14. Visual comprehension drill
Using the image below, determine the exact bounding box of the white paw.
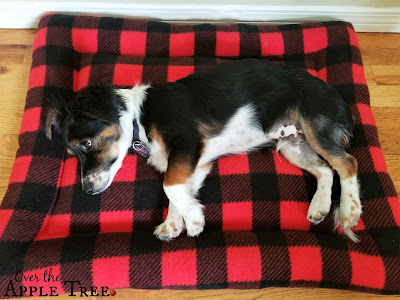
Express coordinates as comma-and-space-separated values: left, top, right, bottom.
335, 192, 362, 242
307, 189, 332, 225
183, 202, 205, 237
153, 215, 184, 241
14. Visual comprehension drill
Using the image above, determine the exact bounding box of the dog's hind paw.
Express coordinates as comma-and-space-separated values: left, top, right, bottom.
334, 193, 362, 243
307, 189, 331, 225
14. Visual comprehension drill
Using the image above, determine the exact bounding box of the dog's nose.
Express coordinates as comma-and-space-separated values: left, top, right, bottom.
83, 184, 94, 194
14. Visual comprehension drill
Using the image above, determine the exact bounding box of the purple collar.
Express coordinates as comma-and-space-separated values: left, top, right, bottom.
133, 141, 150, 158
132, 119, 150, 158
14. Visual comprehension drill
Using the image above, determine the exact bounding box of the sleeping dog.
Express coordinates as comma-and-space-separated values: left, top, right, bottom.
45, 58, 362, 242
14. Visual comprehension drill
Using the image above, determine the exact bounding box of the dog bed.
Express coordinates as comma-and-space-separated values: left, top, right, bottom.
0, 14, 399, 296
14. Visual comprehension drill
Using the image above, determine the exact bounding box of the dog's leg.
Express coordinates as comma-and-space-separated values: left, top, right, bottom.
189, 163, 213, 196
154, 162, 211, 241
163, 184, 204, 238
330, 154, 361, 242
153, 201, 185, 241
277, 135, 334, 224
157, 154, 205, 240
302, 122, 362, 242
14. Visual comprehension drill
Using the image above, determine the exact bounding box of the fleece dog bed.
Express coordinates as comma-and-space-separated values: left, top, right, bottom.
0, 14, 399, 296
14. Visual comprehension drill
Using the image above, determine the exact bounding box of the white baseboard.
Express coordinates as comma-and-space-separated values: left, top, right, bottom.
1, 1, 400, 32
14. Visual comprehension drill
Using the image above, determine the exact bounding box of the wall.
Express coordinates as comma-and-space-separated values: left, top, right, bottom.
1, 0, 400, 32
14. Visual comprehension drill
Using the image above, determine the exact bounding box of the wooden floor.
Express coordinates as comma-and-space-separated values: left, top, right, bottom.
0, 29, 399, 299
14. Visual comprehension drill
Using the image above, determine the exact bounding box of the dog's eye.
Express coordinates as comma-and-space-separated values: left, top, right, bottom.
81, 139, 92, 150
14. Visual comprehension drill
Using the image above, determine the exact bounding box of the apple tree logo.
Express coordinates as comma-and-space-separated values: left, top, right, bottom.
4, 268, 116, 297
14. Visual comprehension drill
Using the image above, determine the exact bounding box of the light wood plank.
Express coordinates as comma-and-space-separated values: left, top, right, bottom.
364, 65, 377, 86
372, 65, 400, 86
358, 33, 400, 65
385, 155, 400, 194
369, 86, 400, 107
0, 29, 36, 45
0, 110, 24, 135
0, 134, 19, 196
372, 107, 400, 155
0, 64, 30, 110
0, 52, 25, 64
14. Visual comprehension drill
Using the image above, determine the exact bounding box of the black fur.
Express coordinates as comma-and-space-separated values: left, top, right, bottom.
140, 58, 353, 162
46, 58, 354, 192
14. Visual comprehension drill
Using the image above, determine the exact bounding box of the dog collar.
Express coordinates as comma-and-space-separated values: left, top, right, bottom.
132, 119, 150, 158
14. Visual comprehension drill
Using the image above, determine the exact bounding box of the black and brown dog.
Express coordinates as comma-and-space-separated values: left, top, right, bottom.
45, 58, 362, 242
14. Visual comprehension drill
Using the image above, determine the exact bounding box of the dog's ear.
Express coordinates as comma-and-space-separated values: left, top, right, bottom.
44, 96, 69, 140
45, 108, 57, 139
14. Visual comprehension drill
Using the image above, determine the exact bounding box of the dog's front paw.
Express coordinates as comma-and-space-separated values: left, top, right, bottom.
154, 218, 184, 241
183, 202, 205, 237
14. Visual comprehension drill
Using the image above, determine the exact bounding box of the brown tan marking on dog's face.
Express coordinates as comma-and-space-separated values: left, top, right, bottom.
91, 124, 121, 160
66, 124, 123, 194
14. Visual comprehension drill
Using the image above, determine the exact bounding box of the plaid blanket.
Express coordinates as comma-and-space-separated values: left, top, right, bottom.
0, 13, 399, 296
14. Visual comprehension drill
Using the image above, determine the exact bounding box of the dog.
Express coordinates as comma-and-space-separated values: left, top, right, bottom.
45, 58, 362, 242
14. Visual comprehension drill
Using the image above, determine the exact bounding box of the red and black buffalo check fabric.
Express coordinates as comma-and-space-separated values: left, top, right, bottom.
0, 13, 399, 297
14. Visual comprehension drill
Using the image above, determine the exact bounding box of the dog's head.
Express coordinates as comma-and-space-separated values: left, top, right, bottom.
45, 85, 131, 194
